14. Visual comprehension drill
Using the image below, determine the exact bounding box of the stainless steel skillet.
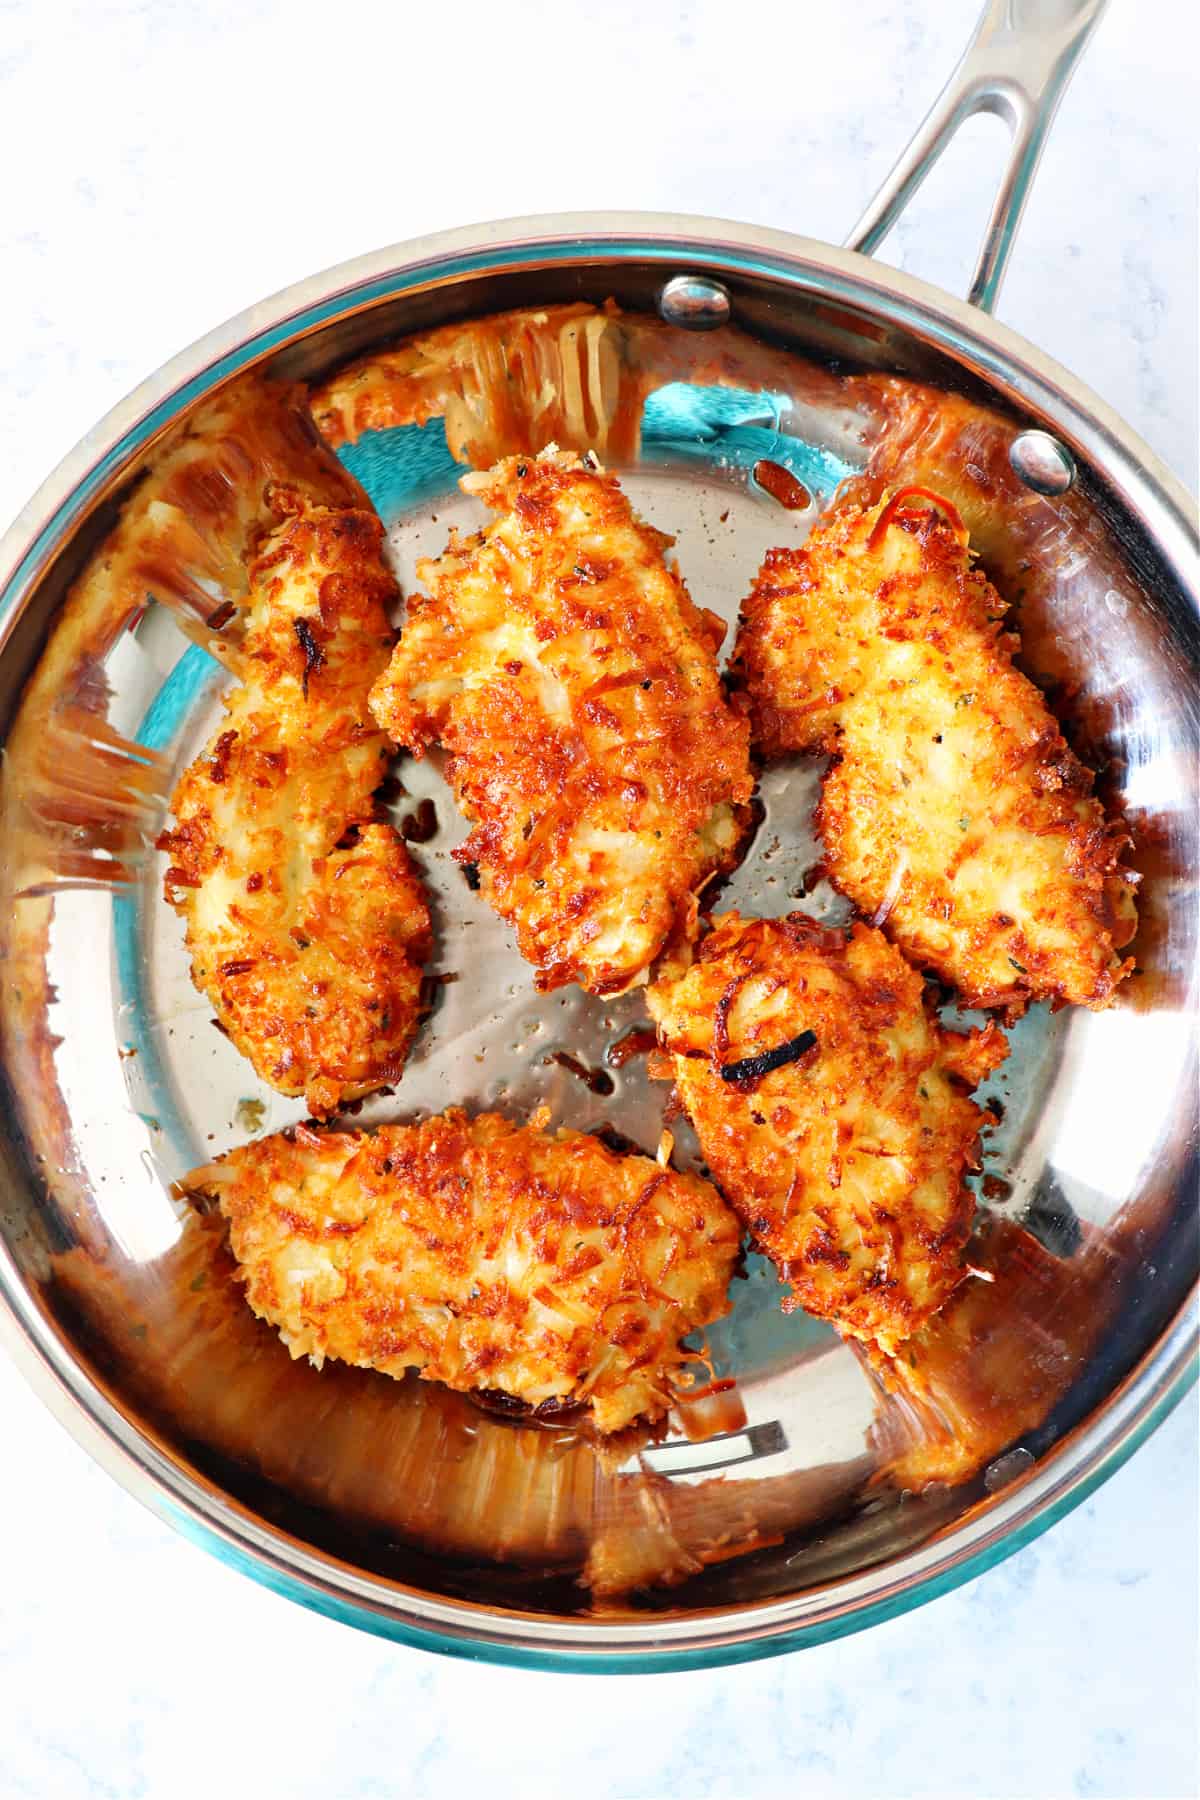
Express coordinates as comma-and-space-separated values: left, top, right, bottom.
0, 0, 1194, 1670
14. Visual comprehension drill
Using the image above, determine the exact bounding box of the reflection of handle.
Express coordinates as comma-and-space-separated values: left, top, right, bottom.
845, 0, 1107, 313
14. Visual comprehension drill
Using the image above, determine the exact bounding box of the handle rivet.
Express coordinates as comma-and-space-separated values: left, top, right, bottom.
984, 1446, 1035, 1492
1009, 430, 1077, 496
658, 275, 731, 330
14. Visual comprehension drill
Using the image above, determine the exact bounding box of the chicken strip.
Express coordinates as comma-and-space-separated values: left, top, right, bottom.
191, 1109, 741, 1434
369, 448, 754, 994
647, 912, 1007, 1353
160, 490, 431, 1118
731, 487, 1137, 1014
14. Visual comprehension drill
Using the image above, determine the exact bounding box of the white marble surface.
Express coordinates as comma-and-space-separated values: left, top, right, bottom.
0, 2, 1196, 1796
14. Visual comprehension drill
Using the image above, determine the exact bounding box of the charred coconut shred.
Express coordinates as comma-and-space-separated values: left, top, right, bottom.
292, 617, 325, 697
719, 1030, 818, 1084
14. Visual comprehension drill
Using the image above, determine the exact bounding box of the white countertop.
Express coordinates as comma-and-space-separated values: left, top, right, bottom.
1, 2, 1196, 1795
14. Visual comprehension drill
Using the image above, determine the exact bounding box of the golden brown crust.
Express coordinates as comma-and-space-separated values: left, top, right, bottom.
369, 448, 754, 994
647, 912, 1007, 1353
731, 490, 1137, 1014
159, 492, 431, 1117
198, 1109, 741, 1434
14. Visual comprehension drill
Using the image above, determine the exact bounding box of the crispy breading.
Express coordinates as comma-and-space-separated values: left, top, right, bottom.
195, 1109, 742, 1434
646, 912, 1007, 1353
159, 491, 431, 1118
731, 488, 1137, 1014
369, 448, 754, 994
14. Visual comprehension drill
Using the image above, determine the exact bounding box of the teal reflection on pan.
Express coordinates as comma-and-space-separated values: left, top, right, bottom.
642, 383, 854, 496
337, 418, 460, 519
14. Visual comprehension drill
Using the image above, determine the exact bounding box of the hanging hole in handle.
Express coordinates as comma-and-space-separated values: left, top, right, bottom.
859, 112, 1014, 301
844, 0, 1108, 313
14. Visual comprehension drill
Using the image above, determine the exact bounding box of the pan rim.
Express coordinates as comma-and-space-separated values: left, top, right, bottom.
1, 210, 1196, 1668
3, 210, 1197, 627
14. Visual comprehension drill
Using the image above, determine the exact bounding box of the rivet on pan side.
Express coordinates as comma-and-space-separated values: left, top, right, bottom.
1009, 430, 1077, 496
983, 1446, 1035, 1493
658, 274, 731, 330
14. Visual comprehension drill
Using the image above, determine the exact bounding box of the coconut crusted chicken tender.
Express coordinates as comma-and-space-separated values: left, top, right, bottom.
369, 449, 754, 994
647, 913, 1007, 1353
160, 491, 431, 1119
197, 1109, 742, 1434
732, 488, 1137, 1014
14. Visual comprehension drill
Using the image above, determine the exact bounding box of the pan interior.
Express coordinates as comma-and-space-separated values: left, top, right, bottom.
2, 266, 1196, 1635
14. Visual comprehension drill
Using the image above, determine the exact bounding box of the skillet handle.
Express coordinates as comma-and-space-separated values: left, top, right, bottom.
844, 0, 1107, 313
